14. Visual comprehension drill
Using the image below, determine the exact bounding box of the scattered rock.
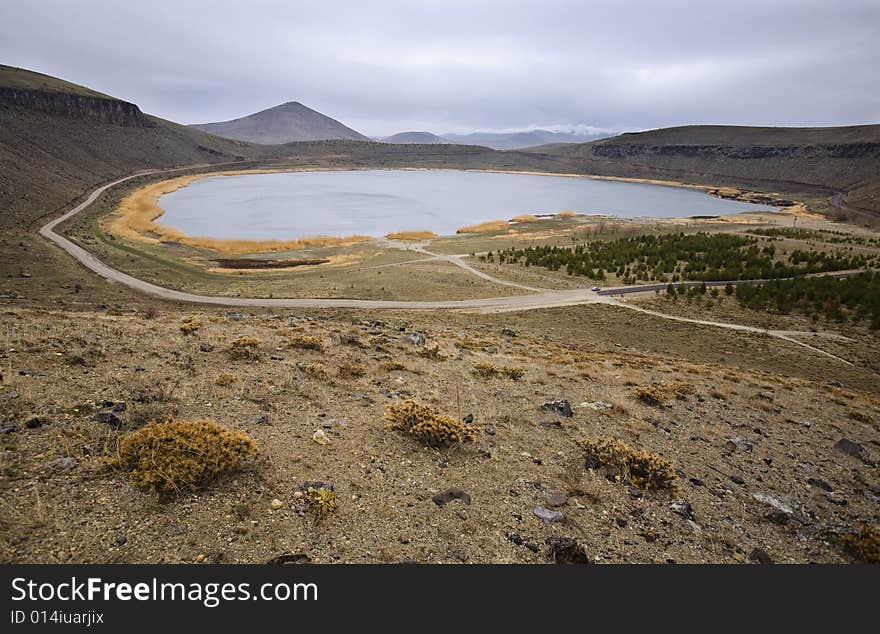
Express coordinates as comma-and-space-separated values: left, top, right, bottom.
248, 412, 270, 425
725, 437, 753, 453
731, 475, 745, 485
115, 534, 127, 546
533, 506, 565, 523
807, 477, 833, 492
270, 499, 284, 511
432, 488, 471, 507
92, 410, 123, 429
749, 548, 773, 564
833, 438, 874, 465
4, 390, 19, 400
45, 456, 77, 472
823, 492, 847, 506
501, 327, 517, 337
447, 548, 468, 562
671, 500, 696, 521
581, 401, 612, 411
545, 537, 589, 564
25, 417, 44, 429
540, 492, 568, 508
616, 517, 628, 528
538, 420, 562, 430
483, 424, 496, 435
312, 429, 331, 445
540, 400, 572, 417
226, 312, 245, 321
765, 510, 789, 526
407, 332, 426, 347
0, 424, 17, 434
507, 532, 524, 546
199, 342, 215, 353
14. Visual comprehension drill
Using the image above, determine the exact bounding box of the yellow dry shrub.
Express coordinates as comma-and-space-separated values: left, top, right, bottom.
180, 318, 201, 335
385, 400, 480, 447
839, 525, 880, 563
306, 486, 338, 519
227, 336, 261, 360
288, 334, 325, 351
416, 344, 447, 361
215, 373, 237, 386
115, 419, 256, 494
337, 363, 366, 379
581, 437, 678, 490
456, 220, 509, 234
510, 214, 538, 223
632, 382, 695, 406
472, 361, 525, 380
557, 210, 578, 218
305, 362, 331, 381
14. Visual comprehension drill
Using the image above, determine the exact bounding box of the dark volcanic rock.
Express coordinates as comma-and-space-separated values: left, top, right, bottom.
540, 400, 573, 417
545, 537, 590, 564
833, 438, 874, 465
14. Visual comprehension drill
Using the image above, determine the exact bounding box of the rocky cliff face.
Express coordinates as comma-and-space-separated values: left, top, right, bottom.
0, 87, 154, 127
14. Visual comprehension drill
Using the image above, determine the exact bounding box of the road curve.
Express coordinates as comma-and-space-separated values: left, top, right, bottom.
38, 165, 854, 364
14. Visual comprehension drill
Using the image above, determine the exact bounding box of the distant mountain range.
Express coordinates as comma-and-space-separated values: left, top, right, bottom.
380, 128, 610, 149
190, 101, 370, 145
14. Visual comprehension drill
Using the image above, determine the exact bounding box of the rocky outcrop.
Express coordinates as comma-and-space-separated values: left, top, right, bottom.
0, 87, 155, 127
591, 142, 880, 162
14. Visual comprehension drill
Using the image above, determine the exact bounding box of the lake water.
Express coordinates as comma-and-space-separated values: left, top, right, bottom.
157, 169, 774, 240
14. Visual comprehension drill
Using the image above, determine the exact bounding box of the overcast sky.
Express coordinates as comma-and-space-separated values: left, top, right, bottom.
1, 0, 878, 136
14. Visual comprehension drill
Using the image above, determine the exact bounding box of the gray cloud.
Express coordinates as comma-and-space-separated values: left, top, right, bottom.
1, 0, 877, 136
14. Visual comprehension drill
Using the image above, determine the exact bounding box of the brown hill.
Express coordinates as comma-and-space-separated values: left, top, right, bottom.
0, 64, 262, 229
190, 101, 370, 144
524, 124, 880, 222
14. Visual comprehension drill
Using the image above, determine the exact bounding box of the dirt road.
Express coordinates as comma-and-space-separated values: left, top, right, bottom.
39, 166, 854, 364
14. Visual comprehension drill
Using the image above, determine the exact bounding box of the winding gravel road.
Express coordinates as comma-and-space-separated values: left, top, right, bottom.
38, 166, 854, 364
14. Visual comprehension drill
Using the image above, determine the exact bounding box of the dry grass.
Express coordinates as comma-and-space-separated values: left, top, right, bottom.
557, 210, 578, 218
385, 230, 438, 240
581, 437, 678, 490
510, 214, 539, 223
305, 485, 338, 519
305, 363, 331, 381
456, 220, 510, 234
384, 400, 481, 447
114, 419, 257, 495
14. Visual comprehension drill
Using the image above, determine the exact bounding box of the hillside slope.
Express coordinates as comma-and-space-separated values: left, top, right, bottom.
525, 124, 880, 221
190, 101, 369, 144
381, 131, 452, 144
445, 129, 608, 150
0, 65, 261, 230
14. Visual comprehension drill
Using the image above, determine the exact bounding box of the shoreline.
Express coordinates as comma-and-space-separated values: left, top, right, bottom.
103, 166, 806, 254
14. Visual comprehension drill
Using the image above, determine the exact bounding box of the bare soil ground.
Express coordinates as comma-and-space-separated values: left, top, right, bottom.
1, 304, 877, 564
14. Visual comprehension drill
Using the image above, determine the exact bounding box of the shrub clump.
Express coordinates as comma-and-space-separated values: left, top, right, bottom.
115, 419, 256, 494
305, 483, 338, 519
472, 361, 524, 380
179, 318, 201, 335
838, 525, 880, 563
581, 437, 678, 490
304, 362, 331, 381
632, 382, 694, 406
215, 372, 237, 386
289, 334, 325, 351
227, 336, 261, 361
337, 363, 366, 379
385, 400, 480, 447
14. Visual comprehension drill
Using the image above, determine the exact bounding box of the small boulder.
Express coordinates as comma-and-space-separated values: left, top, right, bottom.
533, 506, 565, 523
92, 410, 123, 429
45, 456, 77, 472
545, 537, 589, 564
833, 438, 874, 465
540, 400, 573, 418
432, 488, 471, 507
